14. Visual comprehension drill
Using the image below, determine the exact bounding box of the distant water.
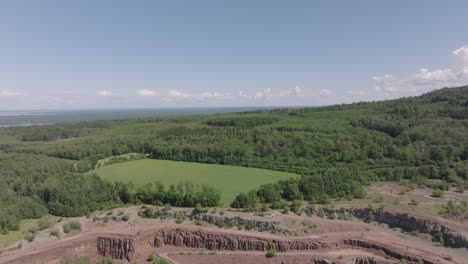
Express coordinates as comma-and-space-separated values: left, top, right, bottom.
0, 107, 276, 127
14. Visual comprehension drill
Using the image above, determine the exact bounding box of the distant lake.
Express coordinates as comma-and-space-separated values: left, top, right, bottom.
0, 107, 278, 127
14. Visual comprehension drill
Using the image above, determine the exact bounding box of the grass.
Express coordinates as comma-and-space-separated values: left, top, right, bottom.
0, 215, 58, 248
0, 219, 36, 247
94, 159, 297, 205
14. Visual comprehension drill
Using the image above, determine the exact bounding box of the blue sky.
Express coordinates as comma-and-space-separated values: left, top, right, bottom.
1, 0, 468, 109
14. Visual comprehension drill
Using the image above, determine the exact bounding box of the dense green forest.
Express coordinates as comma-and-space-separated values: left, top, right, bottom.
1, 86, 468, 233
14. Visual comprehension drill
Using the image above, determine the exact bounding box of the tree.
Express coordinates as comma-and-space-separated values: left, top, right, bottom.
257, 184, 281, 203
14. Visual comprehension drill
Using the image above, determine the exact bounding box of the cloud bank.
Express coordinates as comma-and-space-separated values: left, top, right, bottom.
97, 90, 113, 96
137, 89, 158, 97
373, 45, 468, 97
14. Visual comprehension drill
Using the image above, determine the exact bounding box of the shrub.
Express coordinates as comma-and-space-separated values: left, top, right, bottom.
121, 214, 129, 221
28, 226, 39, 234
194, 203, 206, 214
38, 217, 52, 231
69, 221, 81, 230
290, 200, 301, 214
163, 204, 172, 211
431, 190, 444, 198
373, 195, 384, 203
97, 257, 114, 264
154, 258, 171, 264
24, 232, 36, 242
148, 253, 155, 261
50, 228, 60, 237
60, 257, 92, 264
304, 204, 316, 216
63, 221, 81, 234
265, 249, 276, 258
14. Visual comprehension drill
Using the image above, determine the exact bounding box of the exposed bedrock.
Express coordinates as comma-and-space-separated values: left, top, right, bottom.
345, 209, 468, 249
351, 256, 395, 264
197, 213, 280, 230
308, 256, 394, 264
154, 229, 326, 251
152, 228, 431, 263
96, 235, 135, 261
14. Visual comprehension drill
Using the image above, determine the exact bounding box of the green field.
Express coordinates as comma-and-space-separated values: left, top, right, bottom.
94, 159, 297, 205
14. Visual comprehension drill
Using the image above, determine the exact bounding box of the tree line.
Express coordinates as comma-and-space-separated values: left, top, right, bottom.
0, 85, 467, 233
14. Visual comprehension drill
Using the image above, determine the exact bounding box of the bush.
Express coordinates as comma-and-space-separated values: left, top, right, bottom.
290, 200, 302, 214
431, 190, 444, 198
38, 217, 52, 231
28, 226, 39, 234
194, 203, 205, 214
24, 232, 36, 242
50, 228, 60, 237
148, 253, 155, 261
96, 257, 114, 264
373, 195, 384, 203
121, 214, 129, 221
63, 221, 81, 234
60, 257, 92, 264
265, 249, 276, 258
154, 258, 171, 264
69, 221, 81, 230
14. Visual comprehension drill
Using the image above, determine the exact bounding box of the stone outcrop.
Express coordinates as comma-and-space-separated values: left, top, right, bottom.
197, 213, 280, 230
154, 229, 327, 251
153, 228, 430, 263
351, 257, 395, 264
96, 235, 135, 261
347, 209, 468, 249
307, 256, 394, 264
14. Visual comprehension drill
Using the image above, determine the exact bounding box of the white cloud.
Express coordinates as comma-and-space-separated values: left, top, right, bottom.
290, 86, 302, 96
373, 45, 468, 97
0, 90, 19, 96
319, 89, 331, 96
239, 91, 249, 98
168, 90, 191, 98
137, 89, 158, 97
254, 88, 272, 100
200, 91, 231, 99
373, 74, 399, 93
97, 90, 113, 97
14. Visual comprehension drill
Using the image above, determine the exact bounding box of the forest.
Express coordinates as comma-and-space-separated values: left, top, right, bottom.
0, 86, 467, 233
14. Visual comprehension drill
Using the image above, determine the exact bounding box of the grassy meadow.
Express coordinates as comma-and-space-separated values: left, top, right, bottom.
94, 159, 297, 205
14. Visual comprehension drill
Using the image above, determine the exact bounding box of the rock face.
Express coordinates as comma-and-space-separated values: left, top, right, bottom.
154, 229, 327, 251
349, 209, 468, 249
153, 228, 431, 263
197, 213, 280, 230
343, 240, 429, 264
96, 235, 135, 261
308, 257, 393, 264
351, 257, 395, 264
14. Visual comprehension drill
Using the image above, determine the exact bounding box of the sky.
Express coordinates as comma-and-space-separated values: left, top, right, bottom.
1, 0, 468, 110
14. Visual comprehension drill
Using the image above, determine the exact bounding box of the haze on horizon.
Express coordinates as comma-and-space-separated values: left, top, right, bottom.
1, 0, 468, 110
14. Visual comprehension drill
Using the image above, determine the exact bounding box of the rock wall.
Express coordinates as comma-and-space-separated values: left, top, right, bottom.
154, 229, 326, 251
309, 256, 394, 264
348, 209, 468, 249
153, 228, 431, 263
197, 213, 280, 230
351, 257, 395, 264
96, 235, 135, 261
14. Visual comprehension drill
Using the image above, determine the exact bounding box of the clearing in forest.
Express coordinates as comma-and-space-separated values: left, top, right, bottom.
94, 159, 297, 204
